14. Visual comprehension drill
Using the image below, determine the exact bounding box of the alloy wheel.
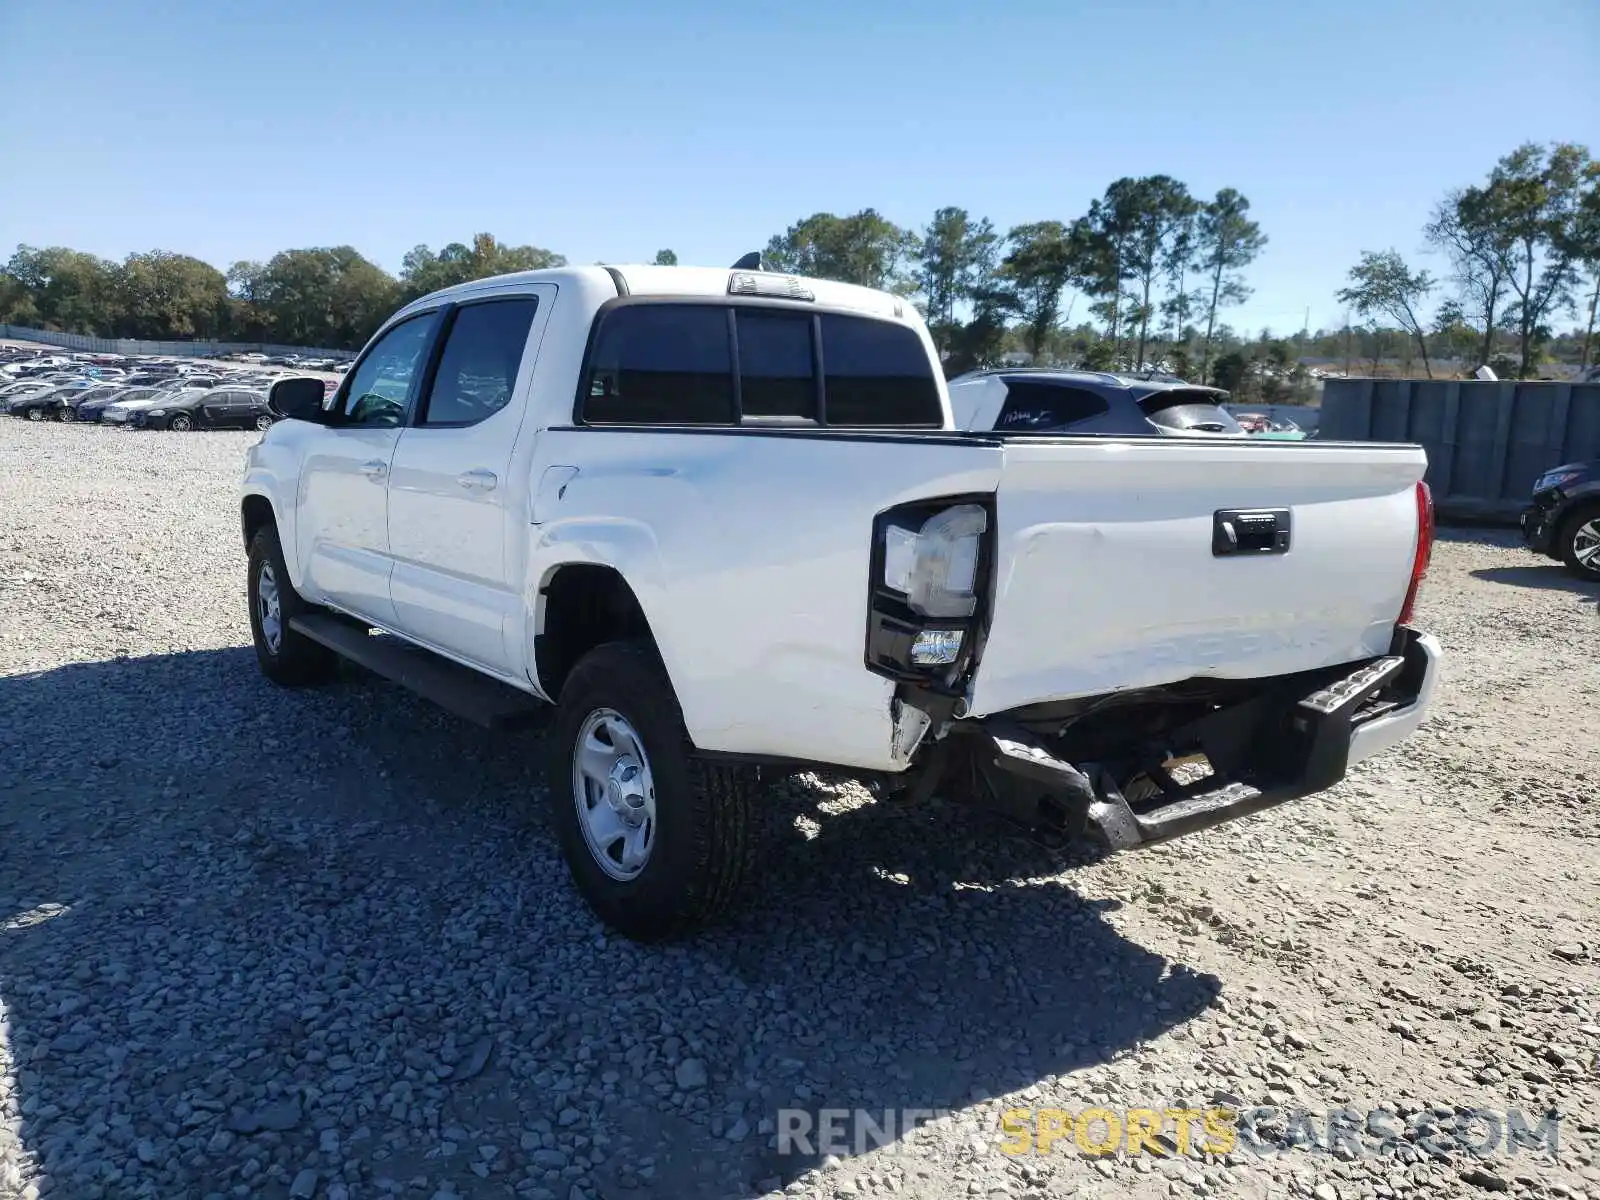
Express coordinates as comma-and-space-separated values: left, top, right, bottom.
257, 562, 283, 655
571, 708, 658, 881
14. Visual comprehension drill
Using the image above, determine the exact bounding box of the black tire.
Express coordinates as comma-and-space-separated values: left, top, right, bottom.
58, 406, 75, 423
254, 414, 273, 431
549, 640, 757, 940
168, 413, 194, 432
25, 407, 43, 422
1556, 502, 1600, 581
247, 526, 338, 686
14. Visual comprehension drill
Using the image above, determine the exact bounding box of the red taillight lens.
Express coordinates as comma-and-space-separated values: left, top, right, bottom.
1397, 480, 1433, 626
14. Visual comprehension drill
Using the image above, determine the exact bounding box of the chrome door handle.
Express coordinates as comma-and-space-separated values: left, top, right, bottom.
359, 460, 388, 480
458, 469, 498, 492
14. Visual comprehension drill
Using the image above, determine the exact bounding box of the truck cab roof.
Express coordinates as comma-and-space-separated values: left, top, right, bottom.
393, 264, 919, 327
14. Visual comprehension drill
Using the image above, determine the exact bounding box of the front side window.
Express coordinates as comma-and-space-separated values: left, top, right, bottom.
420, 298, 539, 426
340, 314, 436, 427
819, 314, 941, 427
583, 305, 733, 425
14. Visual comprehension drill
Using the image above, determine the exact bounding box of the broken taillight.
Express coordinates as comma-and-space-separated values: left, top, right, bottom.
1397, 480, 1434, 626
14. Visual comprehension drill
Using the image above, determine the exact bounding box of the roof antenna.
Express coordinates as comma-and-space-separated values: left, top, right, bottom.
730, 251, 763, 270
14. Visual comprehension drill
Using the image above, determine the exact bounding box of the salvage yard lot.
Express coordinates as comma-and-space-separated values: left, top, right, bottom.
0, 421, 1596, 1200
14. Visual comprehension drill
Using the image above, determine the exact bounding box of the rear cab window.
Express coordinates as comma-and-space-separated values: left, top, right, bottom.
584, 305, 733, 424
579, 303, 941, 428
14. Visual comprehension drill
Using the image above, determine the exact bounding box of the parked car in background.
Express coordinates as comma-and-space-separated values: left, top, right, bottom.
1250, 418, 1309, 442
1224, 403, 1320, 437
7, 381, 96, 420
947, 369, 1248, 437
102, 389, 192, 425
1522, 459, 1600, 580
163, 374, 222, 391
132, 386, 272, 430
0, 380, 53, 406
57, 383, 129, 421
76, 386, 157, 422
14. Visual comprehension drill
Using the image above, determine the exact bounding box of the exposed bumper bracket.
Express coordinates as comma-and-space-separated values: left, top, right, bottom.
981, 645, 1420, 851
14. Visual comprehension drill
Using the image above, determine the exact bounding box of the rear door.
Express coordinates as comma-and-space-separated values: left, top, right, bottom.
965, 438, 1427, 717
386, 288, 553, 672
238, 392, 269, 427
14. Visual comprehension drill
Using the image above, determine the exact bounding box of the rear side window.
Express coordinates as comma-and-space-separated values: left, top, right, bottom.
421, 298, 540, 426
584, 305, 734, 424
819, 314, 941, 427
997, 382, 1110, 431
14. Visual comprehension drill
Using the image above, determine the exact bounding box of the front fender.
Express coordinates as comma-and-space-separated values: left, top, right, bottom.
242, 438, 304, 589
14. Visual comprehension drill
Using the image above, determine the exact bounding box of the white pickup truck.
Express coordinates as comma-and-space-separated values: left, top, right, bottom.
241, 261, 1441, 940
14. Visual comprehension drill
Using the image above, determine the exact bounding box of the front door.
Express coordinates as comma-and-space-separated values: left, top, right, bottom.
296, 312, 439, 626
386, 291, 550, 672
198, 389, 236, 428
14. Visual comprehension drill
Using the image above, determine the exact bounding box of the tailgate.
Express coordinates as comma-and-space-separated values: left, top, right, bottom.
965, 438, 1427, 717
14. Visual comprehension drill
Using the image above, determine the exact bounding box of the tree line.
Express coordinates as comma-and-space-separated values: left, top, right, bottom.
0, 233, 567, 351
5, 143, 1594, 384
0, 179, 1268, 375
760, 182, 1265, 381
1337, 141, 1600, 378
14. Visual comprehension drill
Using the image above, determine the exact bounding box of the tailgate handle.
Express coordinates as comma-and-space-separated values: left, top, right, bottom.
1213, 508, 1291, 556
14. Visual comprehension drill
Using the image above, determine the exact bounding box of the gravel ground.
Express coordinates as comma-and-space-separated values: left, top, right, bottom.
1, 421, 1596, 1200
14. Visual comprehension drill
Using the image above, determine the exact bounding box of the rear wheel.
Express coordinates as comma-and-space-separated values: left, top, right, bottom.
25, 407, 43, 422
549, 641, 758, 940
168, 413, 194, 432
58, 406, 75, 423
1557, 503, 1600, 581
247, 526, 338, 685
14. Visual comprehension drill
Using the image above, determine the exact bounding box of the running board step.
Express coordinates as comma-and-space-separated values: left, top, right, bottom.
289, 614, 546, 731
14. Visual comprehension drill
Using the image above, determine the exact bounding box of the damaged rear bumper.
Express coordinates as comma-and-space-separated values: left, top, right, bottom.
971, 627, 1441, 851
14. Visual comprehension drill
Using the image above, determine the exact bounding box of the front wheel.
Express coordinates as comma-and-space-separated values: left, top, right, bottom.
247, 526, 338, 685
1558, 503, 1600, 580
549, 641, 758, 940
25, 407, 43, 422
168, 413, 194, 432
254, 414, 273, 431
58, 406, 75, 423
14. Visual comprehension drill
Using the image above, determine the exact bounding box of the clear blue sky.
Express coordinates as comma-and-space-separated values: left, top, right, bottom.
2, 0, 1596, 335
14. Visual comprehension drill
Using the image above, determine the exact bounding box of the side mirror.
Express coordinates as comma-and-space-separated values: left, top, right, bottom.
268, 376, 332, 423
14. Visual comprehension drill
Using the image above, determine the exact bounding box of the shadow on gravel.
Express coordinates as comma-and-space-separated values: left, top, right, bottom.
0, 649, 1219, 1199
1471, 564, 1600, 602
1434, 524, 1522, 544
